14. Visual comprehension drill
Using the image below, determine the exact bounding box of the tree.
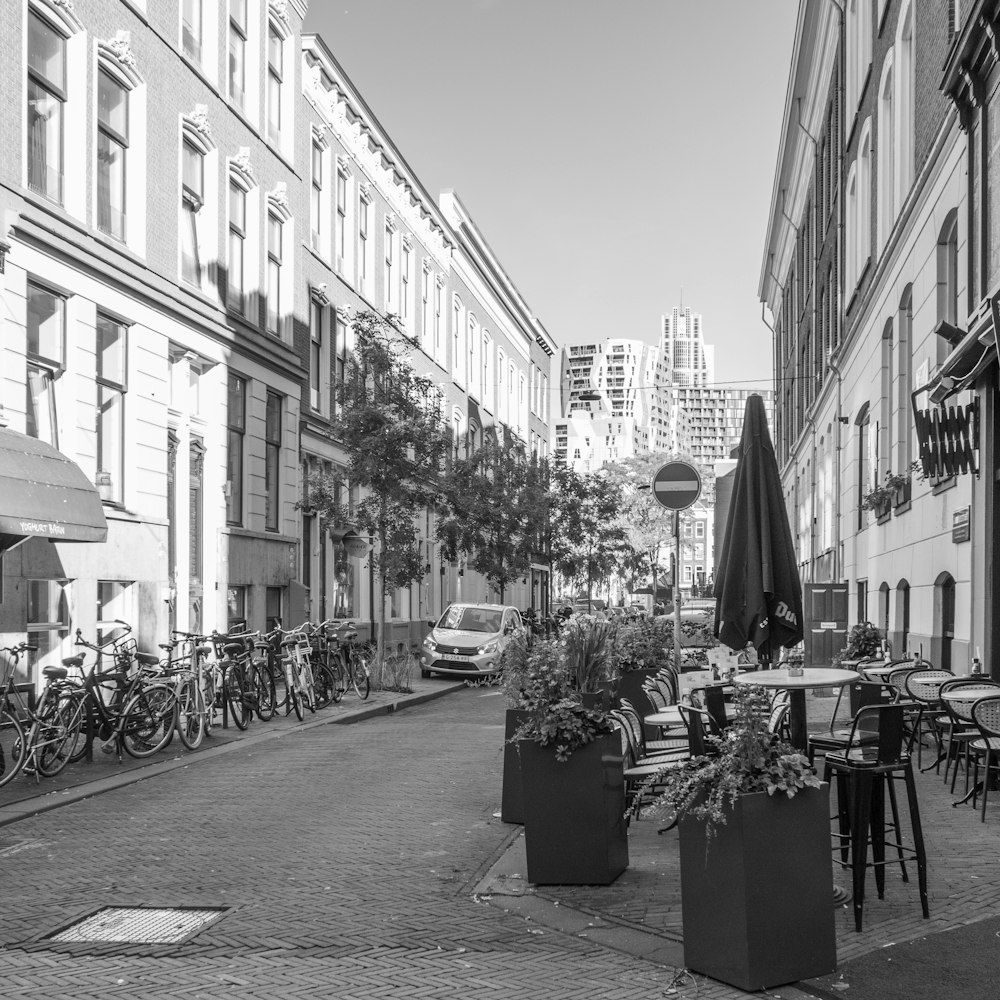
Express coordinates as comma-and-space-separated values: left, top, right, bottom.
437, 436, 547, 604
548, 464, 626, 611
304, 310, 452, 668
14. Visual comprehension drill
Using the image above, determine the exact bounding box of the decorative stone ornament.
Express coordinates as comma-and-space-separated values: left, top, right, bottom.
190, 104, 211, 137
233, 147, 255, 180
270, 182, 289, 211
108, 30, 137, 70
268, 0, 290, 24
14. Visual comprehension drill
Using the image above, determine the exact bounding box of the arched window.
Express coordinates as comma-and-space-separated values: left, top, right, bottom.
895, 579, 910, 656
180, 113, 218, 291
936, 209, 960, 365
880, 318, 894, 478
934, 572, 956, 671
265, 189, 293, 337
897, 285, 914, 471
846, 164, 858, 291
896, 0, 915, 206
877, 54, 895, 251
858, 119, 873, 272
227, 158, 258, 316
856, 402, 872, 528
878, 582, 890, 641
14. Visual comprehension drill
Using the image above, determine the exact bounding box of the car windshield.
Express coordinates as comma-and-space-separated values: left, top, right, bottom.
438, 606, 503, 633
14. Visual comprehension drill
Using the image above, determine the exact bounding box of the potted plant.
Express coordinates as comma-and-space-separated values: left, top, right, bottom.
509, 635, 629, 885
613, 617, 673, 723
635, 685, 835, 991
861, 469, 911, 519
834, 621, 886, 665
559, 613, 619, 708
497, 630, 534, 824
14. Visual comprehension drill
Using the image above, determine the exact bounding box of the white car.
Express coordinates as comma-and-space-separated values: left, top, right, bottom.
419, 603, 524, 679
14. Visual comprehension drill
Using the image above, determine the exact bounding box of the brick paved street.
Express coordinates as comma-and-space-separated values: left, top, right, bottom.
0, 686, 676, 1000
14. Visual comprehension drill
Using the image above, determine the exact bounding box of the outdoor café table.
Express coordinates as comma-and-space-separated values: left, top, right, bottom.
941, 685, 1000, 805
733, 667, 856, 753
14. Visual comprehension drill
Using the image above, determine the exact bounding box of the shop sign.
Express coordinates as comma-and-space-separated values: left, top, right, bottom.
953, 507, 971, 544
913, 398, 979, 479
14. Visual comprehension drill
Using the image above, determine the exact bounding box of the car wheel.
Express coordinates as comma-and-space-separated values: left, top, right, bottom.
421, 667, 431, 678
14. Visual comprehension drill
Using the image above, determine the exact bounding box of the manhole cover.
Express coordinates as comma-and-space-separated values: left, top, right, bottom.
48, 906, 226, 944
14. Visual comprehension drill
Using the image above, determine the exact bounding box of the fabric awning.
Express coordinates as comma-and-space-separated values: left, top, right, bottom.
0, 428, 107, 549
928, 327, 996, 405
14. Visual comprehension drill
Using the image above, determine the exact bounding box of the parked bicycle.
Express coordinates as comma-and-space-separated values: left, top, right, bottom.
327, 620, 370, 700
270, 624, 317, 721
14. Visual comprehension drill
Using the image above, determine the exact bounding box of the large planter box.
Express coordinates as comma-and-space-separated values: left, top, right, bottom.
500, 709, 529, 824
519, 732, 629, 885
679, 784, 836, 991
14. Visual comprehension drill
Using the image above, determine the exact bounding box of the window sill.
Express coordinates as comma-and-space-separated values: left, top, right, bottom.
931, 476, 957, 496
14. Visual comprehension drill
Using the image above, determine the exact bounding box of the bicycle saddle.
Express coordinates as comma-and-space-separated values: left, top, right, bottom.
61, 655, 85, 670
280, 636, 300, 647
136, 652, 160, 667
223, 642, 245, 656
196, 645, 212, 657
44, 666, 69, 680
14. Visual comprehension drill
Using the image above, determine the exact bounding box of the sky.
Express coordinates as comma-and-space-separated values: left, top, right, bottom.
303, 1, 799, 391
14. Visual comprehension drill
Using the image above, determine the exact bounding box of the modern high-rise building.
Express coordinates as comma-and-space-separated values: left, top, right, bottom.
659, 306, 714, 387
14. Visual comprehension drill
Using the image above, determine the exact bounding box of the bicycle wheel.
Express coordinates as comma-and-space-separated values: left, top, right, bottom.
33, 689, 86, 777
0, 707, 27, 787
252, 661, 276, 721
301, 661, 317, 714
328, 652, 346, 702
351, 650, 371, 700
120, 685, 175, 758
285, 659, 304, 721
68, 695, 95, 763
312, 661, 337, 710
224, 662, 252, 731
175, 677, 205, 751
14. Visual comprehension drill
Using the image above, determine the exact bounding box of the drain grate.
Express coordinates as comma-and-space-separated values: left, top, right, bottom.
48, 906, 226, 944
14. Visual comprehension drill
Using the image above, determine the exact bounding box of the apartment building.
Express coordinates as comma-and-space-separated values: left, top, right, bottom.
0, 0, 555, 683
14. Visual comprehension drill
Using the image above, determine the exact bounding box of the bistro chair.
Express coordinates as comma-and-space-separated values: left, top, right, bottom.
809, 680, 892, 763
903, 669, 954, 770
968, 696, 1000, 822
938, 678, 1000, 795
619, 698, 688, 754
823, 702, 929, 932
610, 711, 689, 816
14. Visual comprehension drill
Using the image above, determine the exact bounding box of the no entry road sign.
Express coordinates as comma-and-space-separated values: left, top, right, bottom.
651, 461, 702, 511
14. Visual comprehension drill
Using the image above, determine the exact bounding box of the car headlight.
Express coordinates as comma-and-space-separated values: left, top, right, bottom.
422, 637, 437, 651
478, 640, 499, 655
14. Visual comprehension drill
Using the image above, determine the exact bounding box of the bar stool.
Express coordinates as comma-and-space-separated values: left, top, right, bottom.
823, 702, 929, 932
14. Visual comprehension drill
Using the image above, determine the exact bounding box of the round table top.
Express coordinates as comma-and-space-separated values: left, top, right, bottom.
859, 662, 903, 678
941, 685, 1000, 703
734, 667, 857, 690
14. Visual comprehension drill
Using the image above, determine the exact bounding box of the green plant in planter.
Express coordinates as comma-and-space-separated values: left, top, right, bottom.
836, 620, 885, 662
614, 617, 672, 672
632, 684, 820, 834
499, 632, 614, 762
559, 614, 619, 692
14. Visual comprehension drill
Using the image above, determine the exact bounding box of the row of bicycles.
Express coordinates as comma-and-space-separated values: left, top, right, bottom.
0, 618, 372, 789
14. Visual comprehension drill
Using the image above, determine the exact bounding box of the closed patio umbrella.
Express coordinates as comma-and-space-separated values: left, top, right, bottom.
714, 394, 803, 664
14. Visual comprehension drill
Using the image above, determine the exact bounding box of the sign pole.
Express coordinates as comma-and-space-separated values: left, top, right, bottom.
673, 510, 682, 668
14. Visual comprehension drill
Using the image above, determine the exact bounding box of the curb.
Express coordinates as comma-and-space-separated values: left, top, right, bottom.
0, 680, 467, 829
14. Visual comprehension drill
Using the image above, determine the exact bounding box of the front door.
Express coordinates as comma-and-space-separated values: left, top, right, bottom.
804, 583, 848, 667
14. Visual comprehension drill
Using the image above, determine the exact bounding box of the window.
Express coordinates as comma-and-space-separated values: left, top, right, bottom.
358, 196, 369, 292
266, 212, 283, 334
96, 69, 128, 241
401, 241, 411, 324
483, 332, 492, 411
880, 319, 894, 479
384, 222, 395, 312
694, 521, 705, 539
227, 585, 248, 631
846, 165, 858, 290
26, 282, 65, 447
182, 0, 203, 64
311, 139, 323, 249
265, 586, 282, 632
877, 57, 895, 251
96, 315, 127, 505
421, 267, 431, 350
936, 211, 959, 362
27, 9, 66, 204
897, 2, 915, 207
858, 121, 872, 270
333, 312, 347, 418
434, 279, 443, 360
309, 298, 323, 412
97, 580, 132, 645
181, 139, 204, 286
228, 0, 247, 111
267, 22, 283, 147
226, 373, 245, 524
336, 169, 347, 270
857, 404, 874, 527
27, 579, 70, 670
265, 391, 282, 531
228, 180, 246, 313
452, 297, 462, 380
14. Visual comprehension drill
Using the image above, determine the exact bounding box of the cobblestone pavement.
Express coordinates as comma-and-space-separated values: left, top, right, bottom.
479, 691, 1000, 1000
0, 686, 682, 1000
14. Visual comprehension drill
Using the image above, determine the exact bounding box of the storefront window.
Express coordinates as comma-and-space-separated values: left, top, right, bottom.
96, 580, 132, 644
228, 585, 247, 631
27, 579, 70, 674
333, 548, 355, 618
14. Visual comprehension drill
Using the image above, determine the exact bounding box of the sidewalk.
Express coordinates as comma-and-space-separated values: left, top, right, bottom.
0, 675, 466, 829
475, 691, 1000, 1000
